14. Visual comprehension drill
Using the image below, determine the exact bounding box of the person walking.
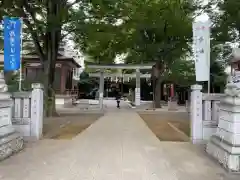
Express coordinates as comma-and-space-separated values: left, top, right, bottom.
115, 88, 121, 108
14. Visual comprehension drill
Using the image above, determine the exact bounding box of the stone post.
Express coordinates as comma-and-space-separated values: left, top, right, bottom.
135, 68, 140, 106
99, 70, 104, 109
0, 71, 23, 161
206, 83, 240, 172
30, 83, 44, 140
190, 84, 203, 144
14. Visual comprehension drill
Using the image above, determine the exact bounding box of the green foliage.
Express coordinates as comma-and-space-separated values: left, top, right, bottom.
79, 71, 90, 84
167, 59, 195, 87
72, 0, 198, 66
208, 0, 239, 62
79, 71, 97, 85
78, 71, 96, 93
0, 0, 83, 116
5, 72, 31, 92
0, 0, 230, 100
4, 72, 19, 92
210, 0, 240, 44
210, 61, 226, 90
203, 0, 240, 90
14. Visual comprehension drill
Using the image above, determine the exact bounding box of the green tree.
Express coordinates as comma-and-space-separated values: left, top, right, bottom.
207, 0, 238, 64
167, 58, 195, 87
0, 0, 81, 116
210, 61, 226, 92
72, 0, 198, 107
78, 71, 96, 95
210, 0, 240, 44
202, 0, 237, 92
4, 71, 32, 92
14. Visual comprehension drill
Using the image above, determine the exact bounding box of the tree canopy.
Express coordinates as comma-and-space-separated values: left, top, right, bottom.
0, 0, 83, 116
0, 0, 232, 109
73, 0, 197, 65
70, 0, 199, 107
204, 0, 240, 91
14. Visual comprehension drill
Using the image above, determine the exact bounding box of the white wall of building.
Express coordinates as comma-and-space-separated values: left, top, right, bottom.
62, 42, 85, 80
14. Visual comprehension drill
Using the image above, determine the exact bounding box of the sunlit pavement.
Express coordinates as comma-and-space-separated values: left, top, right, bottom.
0, 110, 238, 180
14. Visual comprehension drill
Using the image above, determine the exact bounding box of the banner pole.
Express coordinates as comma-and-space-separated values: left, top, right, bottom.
207, 20, 211, 94
19, 18, 23, 91
207, 79, 210, 93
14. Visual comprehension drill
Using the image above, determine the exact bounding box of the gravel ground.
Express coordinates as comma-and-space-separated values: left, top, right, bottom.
139, 111, 190, 141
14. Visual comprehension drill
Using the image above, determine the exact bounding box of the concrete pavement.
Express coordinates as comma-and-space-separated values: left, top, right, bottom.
0, 111, 238, 180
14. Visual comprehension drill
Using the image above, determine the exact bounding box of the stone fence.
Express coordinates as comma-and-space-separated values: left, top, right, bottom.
0, 75, 44, 161
190, 84, 225, 143
11, 83, 44, 140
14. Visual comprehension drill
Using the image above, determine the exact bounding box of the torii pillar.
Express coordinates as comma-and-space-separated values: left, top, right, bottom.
99, 70, 104, 109
135, 68, 141, 106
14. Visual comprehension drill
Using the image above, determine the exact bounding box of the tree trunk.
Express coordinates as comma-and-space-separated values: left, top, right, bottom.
43, 1, 61, 117
43, 32, 57, 117
43, 58, 57, 117
23, 1, 65, 117
151, 62, 164, 108
154, 77, 162, 108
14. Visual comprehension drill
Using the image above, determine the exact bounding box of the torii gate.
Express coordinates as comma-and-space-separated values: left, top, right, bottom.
87, 63, 153, 109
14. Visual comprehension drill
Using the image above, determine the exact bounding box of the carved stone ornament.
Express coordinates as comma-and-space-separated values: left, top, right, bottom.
224, 83, 240, 97
0, 71, 8, 93
224, 70, 240, 97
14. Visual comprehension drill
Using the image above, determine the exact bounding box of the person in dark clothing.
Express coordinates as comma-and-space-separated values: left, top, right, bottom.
114, 88, 121, 108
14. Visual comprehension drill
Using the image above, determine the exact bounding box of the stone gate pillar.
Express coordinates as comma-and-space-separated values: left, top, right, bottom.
190, 84, 203, 144
206, 83, 240, 172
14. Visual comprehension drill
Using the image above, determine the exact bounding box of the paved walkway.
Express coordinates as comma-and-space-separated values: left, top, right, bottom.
0, 111, 238, 180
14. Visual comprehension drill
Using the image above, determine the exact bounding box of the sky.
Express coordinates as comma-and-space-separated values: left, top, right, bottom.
196, 14, 209, 22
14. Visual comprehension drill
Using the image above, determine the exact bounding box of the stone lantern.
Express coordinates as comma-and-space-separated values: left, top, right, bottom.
0, 71, 24, 161
206, 48, 240, 172
230, 48, 240, 70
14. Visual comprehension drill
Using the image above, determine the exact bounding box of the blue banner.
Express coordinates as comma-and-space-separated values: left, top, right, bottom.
3, 17, 22, 71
